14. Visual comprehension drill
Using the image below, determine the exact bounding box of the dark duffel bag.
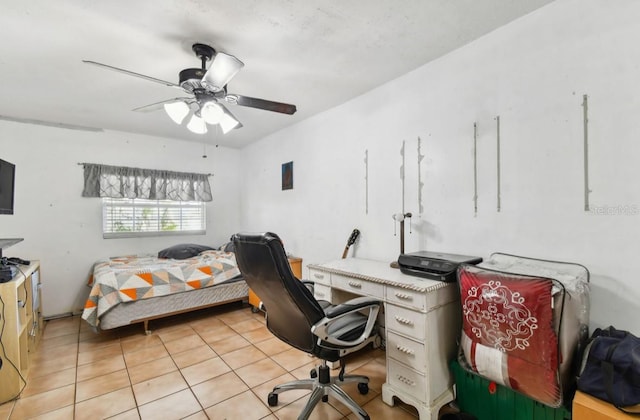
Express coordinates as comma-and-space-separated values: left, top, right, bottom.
577, 326, 640, 415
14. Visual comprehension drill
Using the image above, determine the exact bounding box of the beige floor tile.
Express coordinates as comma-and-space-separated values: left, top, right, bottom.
74, 387, 136, 420
78, 335, 119, 353
132, 371, 188, 405
38, 333, 78, 350
350, 397, 419, 419
77, 342, 123, 365
120, 334, 163, 353
127, 356, 177, 384
156, 324, 196, 343
347, 360, 387, 393
12, 307, 407, 420
163, 333, 206, 355
274, 393, 344, 420
207, 333, 250, 355
271, 347, 316, 371
41, 323, 78, 340
189, 316, 224, 333
106, 408, 141, 419
257, 337, 295, 356
76, 369, 130, 402
220, 345, 267, 370
123, 344, 170, 367
235, 358, 288, 388
197, 324, 240, 343
180, 357, 232, 386
241, 325, 274, 343
170, 345, 217, 369
251, 373, 311, 410
138, 389, 201, 420
31, 342, 78, 364
30, 352, 77, 378
11, 384, 75, 419
229, 318, 265, 333
182, 411, 208, 420
28, 404, 75, 420
0, 401, 14, 420
22, 366, 76, 397
204, 390, 271, 420
191, 371, 249, 408
216, 308, 254, 325
76, 354, 126, 382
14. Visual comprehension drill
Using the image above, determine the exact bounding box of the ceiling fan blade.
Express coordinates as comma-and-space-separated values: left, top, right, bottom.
227, 94, 297, 115
82, 60, 181, 88
132, 98, 192, 113
202, 52, 244, 92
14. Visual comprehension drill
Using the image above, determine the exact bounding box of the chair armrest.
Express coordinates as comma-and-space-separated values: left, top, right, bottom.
301, 280, 314, 293
311, 296, 381, 348
324, 296, 380, 318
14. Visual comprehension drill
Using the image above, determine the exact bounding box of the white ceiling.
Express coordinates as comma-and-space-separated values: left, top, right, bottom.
0, 0, 554, 148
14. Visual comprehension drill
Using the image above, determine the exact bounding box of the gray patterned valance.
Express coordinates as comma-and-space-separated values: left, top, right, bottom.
81, 163, 212, 202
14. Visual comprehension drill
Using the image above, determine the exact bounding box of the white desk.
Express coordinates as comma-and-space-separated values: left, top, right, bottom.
307, 258, 460, 420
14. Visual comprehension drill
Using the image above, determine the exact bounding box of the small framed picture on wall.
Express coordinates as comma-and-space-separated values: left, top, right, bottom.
282, 161, 293, 190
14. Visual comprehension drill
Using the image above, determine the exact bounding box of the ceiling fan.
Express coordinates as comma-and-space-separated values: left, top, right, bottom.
83, 43, 297, 134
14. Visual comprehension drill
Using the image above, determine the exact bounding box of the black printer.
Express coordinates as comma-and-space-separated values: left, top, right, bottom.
398, 251, 482, 282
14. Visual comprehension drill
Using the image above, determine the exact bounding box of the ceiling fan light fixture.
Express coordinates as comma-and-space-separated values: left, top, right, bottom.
202, 52, 244, 92
187, 114, 207, 134
220, 112, 240, 134
163, 101, 190, 124
201, 102, 224, 125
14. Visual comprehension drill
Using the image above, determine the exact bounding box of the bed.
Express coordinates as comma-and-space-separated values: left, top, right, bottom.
81, 249, 247, 334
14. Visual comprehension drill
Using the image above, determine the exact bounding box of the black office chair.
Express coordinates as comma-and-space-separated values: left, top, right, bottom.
232, 232, 381, 420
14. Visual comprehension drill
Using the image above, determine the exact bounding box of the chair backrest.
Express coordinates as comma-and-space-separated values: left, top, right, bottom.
232, 232, 325, 353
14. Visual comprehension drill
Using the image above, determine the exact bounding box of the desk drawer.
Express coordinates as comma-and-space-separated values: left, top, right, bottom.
332, 274, 384, 298
388, 359, 427, 403
386, 304, 426, 341
308, 269, 330, 286
386, 286, 426, 311
313, 283, 332, 302
387, 331, 426, 372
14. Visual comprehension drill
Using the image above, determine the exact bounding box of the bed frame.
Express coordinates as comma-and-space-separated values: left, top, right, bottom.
97, 278, 248, 334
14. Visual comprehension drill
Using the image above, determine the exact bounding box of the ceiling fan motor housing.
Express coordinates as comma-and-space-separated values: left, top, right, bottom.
179, 68, 206, 92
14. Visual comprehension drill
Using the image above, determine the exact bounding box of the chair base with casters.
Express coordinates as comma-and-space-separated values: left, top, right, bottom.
268, 357, 374, 420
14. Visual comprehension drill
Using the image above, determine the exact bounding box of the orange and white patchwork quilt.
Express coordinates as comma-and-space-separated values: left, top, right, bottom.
82, 250, 241, 327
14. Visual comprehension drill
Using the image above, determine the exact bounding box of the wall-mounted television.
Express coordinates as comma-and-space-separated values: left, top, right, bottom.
0, 158, 16, 215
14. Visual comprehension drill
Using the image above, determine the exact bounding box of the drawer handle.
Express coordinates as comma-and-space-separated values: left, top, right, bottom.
397, 375, 416, 386
313, 273, 325, 280
396, 345, 414, 355
394, 316, 414, 326
394, 292, 413, 300
348, 281, 362, 289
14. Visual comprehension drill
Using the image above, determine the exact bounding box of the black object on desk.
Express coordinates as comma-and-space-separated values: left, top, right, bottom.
398, 251, 482, 282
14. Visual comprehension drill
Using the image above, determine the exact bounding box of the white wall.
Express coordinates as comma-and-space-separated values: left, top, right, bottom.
0, 121, 241, 316
240, 0, 640, 334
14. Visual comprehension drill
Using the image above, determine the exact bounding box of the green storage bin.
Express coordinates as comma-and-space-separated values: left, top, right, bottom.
451, 360, 571, 420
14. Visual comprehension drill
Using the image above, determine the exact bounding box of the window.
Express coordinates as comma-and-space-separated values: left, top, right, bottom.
102, 198, 206, 238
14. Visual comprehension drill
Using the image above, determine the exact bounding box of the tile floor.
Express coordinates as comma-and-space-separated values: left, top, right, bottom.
0, 302, 421, 419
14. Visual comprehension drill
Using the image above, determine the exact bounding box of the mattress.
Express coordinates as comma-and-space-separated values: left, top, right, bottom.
82, 250, 242, 328
457, 253, 590, 408
98, 277, 248, 330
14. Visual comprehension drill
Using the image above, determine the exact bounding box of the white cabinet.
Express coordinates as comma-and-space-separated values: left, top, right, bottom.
308, 258, 460, 420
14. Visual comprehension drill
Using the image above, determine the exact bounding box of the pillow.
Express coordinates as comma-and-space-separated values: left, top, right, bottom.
158, 243, 215, 260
